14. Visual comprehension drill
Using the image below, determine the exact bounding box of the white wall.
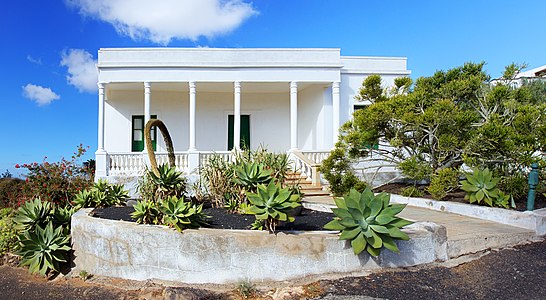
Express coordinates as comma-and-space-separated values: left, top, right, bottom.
105, 89, 301, 153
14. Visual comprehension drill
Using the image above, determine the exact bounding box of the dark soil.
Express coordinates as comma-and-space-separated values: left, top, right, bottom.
375, 182, 546, 211
319, 240, 546, 300
92, 206, 334, 231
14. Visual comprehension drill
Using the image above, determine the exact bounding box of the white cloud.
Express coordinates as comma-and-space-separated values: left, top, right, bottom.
65, 0, 257, 44
26, 55, 42, 65
22, 84, 60, 106
60, 49, 97, 93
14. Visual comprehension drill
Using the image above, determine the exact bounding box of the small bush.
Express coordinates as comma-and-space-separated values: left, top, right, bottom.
499, 174, 527, 202
0, 209, 17, 256
74, 180, 129, 209
321, 148, 367, 196
427, 168, 460, 200
0, 178, 24, 208
16, 145, 93, 207
401, 186, 424, 197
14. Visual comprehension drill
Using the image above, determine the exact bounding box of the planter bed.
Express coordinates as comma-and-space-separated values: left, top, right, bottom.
92, 206, 333, 231
71, 208, 446, 284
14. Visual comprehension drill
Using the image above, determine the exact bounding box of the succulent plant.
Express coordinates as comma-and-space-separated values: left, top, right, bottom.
460, 168, 502, 206
52, 205, 75, 229
233, 162, 273, 191
148, 164, 186, 200
324, 188, 413, 256
73, 189, 94, 209
16, 222, 71, 276
13, 198, 52, 231
246, 181, 301, 233
74, 181, 129, 208
159, 196, 208, 232
131, 200, 161, 225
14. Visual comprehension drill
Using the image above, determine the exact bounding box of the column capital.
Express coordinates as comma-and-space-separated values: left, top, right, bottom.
189, 81, 196, 90
332, 81, 340, 91
98, 82, 107, 90
234, 81, 241, 89
144, 82, 152, 91
290, 81, 298, 89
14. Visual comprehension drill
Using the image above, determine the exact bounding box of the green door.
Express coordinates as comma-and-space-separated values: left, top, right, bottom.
228, 115, 250, 150
132, 115, 157, 152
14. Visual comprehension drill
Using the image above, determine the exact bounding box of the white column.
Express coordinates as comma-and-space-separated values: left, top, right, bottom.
144, 82, 151, 125
188, 81, 197, 151
97, 82, 106, 153
290, 81, 298, 150
332, 81, 340, 145
233, 81, 241, 150
95, 82, 108, 179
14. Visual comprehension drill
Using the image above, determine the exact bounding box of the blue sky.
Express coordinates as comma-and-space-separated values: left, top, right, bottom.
1, 0, 545, 177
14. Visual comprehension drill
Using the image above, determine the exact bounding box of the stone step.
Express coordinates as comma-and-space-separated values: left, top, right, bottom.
302, 189, 330, 196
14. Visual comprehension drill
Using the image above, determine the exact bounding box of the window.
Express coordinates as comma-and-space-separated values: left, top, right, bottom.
132, 115, 157, 152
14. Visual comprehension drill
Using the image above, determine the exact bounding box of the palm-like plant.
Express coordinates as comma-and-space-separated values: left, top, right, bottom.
324, 188, 413, 256
246, 181, 301, 233
16, 222, 71, 276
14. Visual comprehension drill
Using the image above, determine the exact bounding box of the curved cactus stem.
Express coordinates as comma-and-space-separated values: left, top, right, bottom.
144, 119, 176, 176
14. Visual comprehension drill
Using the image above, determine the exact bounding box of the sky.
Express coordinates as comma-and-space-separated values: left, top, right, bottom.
1, 0, 545, 177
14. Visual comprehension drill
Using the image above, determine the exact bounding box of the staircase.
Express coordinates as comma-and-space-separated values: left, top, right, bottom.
285, 171, 330, 198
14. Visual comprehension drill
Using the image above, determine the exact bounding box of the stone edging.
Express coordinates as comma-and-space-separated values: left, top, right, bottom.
389, 194, 546, 235
71, 209, 448, 284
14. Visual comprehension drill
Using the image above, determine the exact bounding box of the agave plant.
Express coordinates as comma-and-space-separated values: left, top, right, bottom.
13, 198, 52, 231
324, 188, 413, 256
52, 205, 76, 230
159, 196, 208, 232
460, 168, 501, 207
16, 222, 71, 276
149, 164, 186, 199
73, 189, 94, 209
131, 200, 161, 225
233, 162, 273, 191
106, 184, 130, 206
246, 181, 301, 233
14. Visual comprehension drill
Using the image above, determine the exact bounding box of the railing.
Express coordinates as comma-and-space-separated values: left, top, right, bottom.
156, 152, 189, 172
300, 150, 330, 164
108, 152, 189, 175
199, 151, 235, 166
109, 153, 145, 176
289, 150, 322, 187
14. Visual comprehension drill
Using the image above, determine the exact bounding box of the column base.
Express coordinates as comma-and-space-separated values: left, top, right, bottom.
95, 150, 108, 179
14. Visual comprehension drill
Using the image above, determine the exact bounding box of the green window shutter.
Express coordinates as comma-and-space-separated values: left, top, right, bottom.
227, 115, 250, 150
132, 115, 157, 152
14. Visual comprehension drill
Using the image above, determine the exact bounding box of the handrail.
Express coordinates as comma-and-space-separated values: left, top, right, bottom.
289, 150, 322, 187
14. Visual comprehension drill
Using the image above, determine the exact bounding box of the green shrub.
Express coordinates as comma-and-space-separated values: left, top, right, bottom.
398, 156, 433, 182
246, 181, 301, 233
0, 210, 17, 256
148, 164, 186, 200
0, 178, 24, 208
200, 154, 237, 207
324, 188, 413, 256
13, 198, 52, 232
427, 168, 460, 200
400, 186, 424, 197
320, 148, 367, 196
460, 168, 506, 207
16, 222, 71, 276
499, 174, 527, 202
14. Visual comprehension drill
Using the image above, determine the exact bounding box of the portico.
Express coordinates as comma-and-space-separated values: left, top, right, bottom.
94, 48, 410, 184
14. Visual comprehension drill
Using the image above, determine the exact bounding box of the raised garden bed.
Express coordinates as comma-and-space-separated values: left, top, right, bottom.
92, 206, 333, 231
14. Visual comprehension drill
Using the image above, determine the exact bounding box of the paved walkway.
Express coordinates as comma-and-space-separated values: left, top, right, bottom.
303, 195, 537, 258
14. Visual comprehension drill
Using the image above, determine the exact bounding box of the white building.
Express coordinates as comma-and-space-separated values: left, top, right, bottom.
94, 48, 410, 187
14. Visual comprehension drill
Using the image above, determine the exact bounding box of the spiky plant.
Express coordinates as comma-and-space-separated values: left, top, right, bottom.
13, 198, 52, 231
324, 188, 413, 256
246, 181, 301, 233
148, 164, 186, 200
233, 162, 273, 191
460, 168, 502, 206
159, 196, 208, 232
16, 222, 71, 276
131, 200, 161, 225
